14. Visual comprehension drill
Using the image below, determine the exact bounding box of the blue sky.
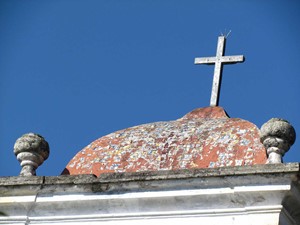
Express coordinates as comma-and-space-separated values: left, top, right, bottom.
0, 0, 299, 176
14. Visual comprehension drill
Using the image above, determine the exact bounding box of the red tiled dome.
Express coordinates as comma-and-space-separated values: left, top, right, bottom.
63, 107, 267, 177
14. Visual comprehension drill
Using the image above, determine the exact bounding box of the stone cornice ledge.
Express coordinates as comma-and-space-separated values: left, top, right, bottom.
1, 163, 300, 225
0, 163, 299, 197
0, 163, 299, 187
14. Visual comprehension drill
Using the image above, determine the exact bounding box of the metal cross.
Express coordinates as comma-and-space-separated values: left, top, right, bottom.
194, 36, 245, 107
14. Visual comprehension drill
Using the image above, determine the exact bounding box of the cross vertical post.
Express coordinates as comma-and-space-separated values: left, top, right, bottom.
194, 36, 245, 107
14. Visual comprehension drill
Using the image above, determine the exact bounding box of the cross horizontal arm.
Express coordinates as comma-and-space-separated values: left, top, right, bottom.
195, 55, 244, 65
194, 57, 216, 65
220, 55, 244, 63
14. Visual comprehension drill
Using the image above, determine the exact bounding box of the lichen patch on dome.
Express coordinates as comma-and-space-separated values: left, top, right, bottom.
63, 107, 267, 177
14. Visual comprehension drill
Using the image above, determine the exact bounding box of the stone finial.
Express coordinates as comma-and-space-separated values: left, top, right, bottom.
260, 118, 296, 164
14, 133, 50, 176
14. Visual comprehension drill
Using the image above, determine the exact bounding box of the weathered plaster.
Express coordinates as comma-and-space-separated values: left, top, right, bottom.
64, 107, 267, 177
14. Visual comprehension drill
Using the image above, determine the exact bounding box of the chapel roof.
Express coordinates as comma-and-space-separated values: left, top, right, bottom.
62, 106, 267, 177
10, 36, 296, 179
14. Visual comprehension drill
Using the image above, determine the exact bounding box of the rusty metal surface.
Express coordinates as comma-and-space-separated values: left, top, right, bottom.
64, 107, 267, 177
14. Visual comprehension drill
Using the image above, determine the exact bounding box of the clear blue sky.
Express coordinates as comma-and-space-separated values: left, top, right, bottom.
0, 0, 299, 176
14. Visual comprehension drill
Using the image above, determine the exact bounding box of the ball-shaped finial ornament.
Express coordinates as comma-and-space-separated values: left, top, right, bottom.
260, 118, 296, 164
14, 133, 50, 176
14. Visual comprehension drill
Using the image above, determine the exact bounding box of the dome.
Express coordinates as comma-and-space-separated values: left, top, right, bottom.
63, 107, 267, 177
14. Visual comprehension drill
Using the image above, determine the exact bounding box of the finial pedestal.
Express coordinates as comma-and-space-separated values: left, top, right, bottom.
14, 133, 50, 176
260, 118, 296, 164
